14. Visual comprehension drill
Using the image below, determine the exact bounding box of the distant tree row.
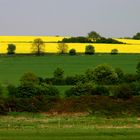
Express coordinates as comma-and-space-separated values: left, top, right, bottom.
59, 31, 124, 44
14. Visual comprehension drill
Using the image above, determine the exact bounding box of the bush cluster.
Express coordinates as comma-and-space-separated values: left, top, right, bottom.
0, 62, 140, 115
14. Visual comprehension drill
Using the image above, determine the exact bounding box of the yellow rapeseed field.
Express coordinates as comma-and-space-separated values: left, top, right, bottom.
0, 36, 140, 53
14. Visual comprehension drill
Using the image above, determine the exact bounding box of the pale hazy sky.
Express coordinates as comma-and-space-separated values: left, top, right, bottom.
0, 0, 140, 37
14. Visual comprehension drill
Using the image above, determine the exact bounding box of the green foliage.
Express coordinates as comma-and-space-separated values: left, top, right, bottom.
53, 67, 64, 79
93, 64, 118, 84
65, 82, 110, 97
69, 49, 76, 55
88, 31, 102, 39
85, 68, 95, 81
65, 76, 77, 85
123, 73, 137, 83
20, 72, 39, 85
95, 38, 124, 44
32, 38, 45, 55
34, 83, 59, 97
136, 62, 140, 80
129, 82, 140, 96
112, 84, 132, 99
60, 37, 92, 43
17, 83, 38, 98
0, 84, 4, 96
60, 36, 124, 44
133, 32, 140, 40
7, 84, 18, 97
57, 43, 68, 54
7, 44, 16, 55
85, 45, 95, 55
65, 82, 95, 97
17, 83, 59, 98
111, 49, 118, 54
115, 68, 124, 83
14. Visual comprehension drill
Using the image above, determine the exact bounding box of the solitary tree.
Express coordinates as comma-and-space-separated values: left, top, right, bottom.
57, 43, 68, 54
88, 31, 102, 40
32, 38, 45, 55
7, 44, 16, 55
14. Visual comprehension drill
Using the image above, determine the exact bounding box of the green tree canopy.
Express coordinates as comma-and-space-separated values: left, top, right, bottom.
87, 31, 102, 39
93, 64, 118, 84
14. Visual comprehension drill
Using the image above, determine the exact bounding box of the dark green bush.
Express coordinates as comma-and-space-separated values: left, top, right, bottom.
17, 83, 59, 98
111, 49, 118, 54
7, 44, 16, 55
123, 73, 137, 83
94, 85, 110, 96
129, 82, 140, 96
65, 82, 95, 97
65, 76, 77, 85
65, 83, 110, 97
93, 64, 118, 85
112, 84, 132, 99
20, 72, 39, 85
115, 68, 124, 83
85, 45, 95, 55
7, 84, 18, 97
69, 49, 76, 55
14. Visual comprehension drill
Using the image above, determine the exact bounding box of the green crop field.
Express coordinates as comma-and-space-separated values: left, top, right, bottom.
0, 54, 140, 84
0, 113, 140, 140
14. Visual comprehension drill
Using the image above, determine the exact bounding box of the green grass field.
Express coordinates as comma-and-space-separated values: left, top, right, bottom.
1, 128, 140, 140
0, 54, 140, 84
0, 113, 140, 140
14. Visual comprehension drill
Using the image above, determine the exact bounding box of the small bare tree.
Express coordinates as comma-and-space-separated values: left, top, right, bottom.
57, 43, 68, 54
32, 38, 45, 55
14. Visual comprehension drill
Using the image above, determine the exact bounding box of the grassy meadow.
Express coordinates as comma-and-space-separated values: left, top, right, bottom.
0, 54, 140, 84
0, 113, 140, 140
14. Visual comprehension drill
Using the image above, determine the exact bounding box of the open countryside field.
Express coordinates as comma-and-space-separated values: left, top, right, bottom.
1, 36, 140, 53
0, 113, 140, 140
0, 54, 140, 84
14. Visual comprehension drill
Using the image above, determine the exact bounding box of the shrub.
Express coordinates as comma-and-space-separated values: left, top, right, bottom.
94, 85, 110, 96
93, 64, 118, 85
7, 84, 18, 97
123, 73, 137, 83
53, 67, 65, 85
65, 82, 110, 97
35, 83, 59, 97
129, 82, 140, 96
85, 68, 95, 82
65, 82, 95, 97
69, 49, 76, 55
112, 84, 132, 99
111, 49, 118, 54
65, 76, 77, 85
7, 44, 16, 55
20, 72, 39, 85
115, 68, 124, 83
17, 83, 59, 98
85, 45, 95, 55
17, 83, 38, 98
